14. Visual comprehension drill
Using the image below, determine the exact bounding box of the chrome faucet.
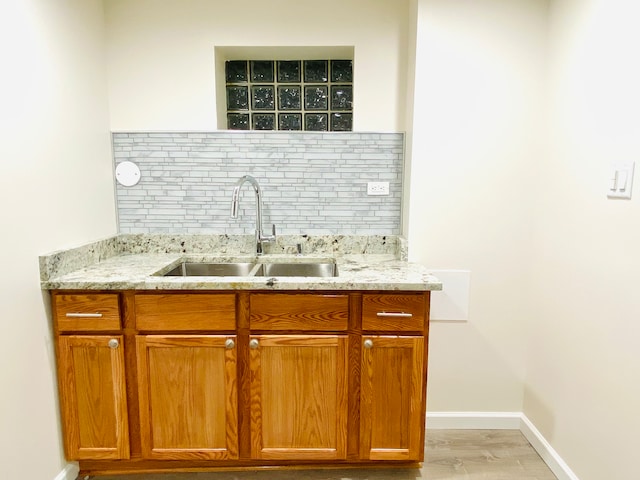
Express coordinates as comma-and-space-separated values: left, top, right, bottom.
230, 175, 276, 254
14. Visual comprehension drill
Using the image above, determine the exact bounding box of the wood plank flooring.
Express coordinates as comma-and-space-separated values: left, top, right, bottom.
87, 430, 557, 480
424, 429, 558, 479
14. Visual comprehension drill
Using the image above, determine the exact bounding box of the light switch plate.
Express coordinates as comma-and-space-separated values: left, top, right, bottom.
607, 161, 634, 199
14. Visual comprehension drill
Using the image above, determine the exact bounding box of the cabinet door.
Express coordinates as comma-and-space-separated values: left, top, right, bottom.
57, 335, 129, 460
249, 335, 348, 460
360, 336, 425, 461
136, 335, 238, 460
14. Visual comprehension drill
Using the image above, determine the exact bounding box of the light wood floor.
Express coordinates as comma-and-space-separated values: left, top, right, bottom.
89, 430, 558, 480
424, 430, 558, 479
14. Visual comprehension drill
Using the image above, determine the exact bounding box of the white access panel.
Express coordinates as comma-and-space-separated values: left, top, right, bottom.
429, 269, 471, 322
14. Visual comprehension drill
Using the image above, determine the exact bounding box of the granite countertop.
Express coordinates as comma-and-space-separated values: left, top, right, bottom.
39, 234, 442, 292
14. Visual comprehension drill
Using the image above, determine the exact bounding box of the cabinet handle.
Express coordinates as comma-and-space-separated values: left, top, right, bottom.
65, 312, 103, 318
225, 338, 235, 349
108, 339, 119, 349
376, 312, 413, 318
364, 339, 373, 349
249, 339, 259, 350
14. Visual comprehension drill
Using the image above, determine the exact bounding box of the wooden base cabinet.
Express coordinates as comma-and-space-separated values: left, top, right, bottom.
360, 336, 425, 461
249, 335, 348, 460
136, 335, 239, 460
51, 290, 430, 475
57, 335, 130, 460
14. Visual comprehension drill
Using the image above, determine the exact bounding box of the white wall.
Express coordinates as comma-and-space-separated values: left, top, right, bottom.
412, 1, 640, 478
409, 0, 548, 412
104, 0, 412, 132
525, 1, 640, 478
0, 1, 116, 479
6, 1, 637, 478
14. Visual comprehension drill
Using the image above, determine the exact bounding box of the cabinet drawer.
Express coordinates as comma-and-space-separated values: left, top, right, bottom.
250, 294, 348, 331
135, 293, 236, 331
362, 294, 426, 331
54, 294, 121, 331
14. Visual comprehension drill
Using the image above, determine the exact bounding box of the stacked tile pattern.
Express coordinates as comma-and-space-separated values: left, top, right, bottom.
113, 131, 403, 235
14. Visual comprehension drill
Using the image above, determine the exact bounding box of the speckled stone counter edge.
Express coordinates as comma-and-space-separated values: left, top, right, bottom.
39, 234, 407, 282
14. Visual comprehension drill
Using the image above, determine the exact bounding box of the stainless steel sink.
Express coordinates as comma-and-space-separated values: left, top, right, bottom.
158, 260, 338, 278
162, 262, 257, 277
256, 262, 337, 277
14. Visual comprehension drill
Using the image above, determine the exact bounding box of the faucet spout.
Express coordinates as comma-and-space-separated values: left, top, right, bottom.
230, 175, 276, 254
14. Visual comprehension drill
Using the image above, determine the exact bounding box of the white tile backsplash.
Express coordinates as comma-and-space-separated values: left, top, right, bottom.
113, 131, 403, 235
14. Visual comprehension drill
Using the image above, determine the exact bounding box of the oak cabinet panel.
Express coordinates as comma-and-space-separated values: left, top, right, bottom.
136, 335, 238, 460
249, 293, 348, 331
57, 335, 129, 460
54, 294, 121, 331
135, 293, 236, 331
249, 335, 349, 460
362, 293, 426, 331
360, 335, 425, 461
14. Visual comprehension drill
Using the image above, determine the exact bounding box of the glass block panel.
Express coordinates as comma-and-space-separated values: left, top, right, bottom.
305, 113, 328, 131
278, 86, 301, 110
330, 113, 352, 131
331, 60, 353, 82
226, 61, 248, 83
253, 113, 275, 130
304, 60, 328, 83
279, 113, 302, 131
304, 86, 328, 110
227, 86, 249, 110
251, 61, 274, 82
331, 85, 353, 111
278, 61, 301, 83
251, 86, 275, 110
227, 113, 250, 130
224, 57, 352, 131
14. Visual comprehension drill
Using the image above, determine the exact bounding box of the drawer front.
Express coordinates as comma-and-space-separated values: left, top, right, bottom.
362, 294, 426, 331
250, 294, 349, 331
135, 293, 236, 331
55, 294, 121, 332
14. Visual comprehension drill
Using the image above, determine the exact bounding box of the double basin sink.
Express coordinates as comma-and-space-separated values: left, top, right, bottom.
157, 259, 338, 278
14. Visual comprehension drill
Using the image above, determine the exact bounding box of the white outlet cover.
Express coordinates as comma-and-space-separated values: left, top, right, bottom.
367, 181, 389, 195
115, 161, 141, 187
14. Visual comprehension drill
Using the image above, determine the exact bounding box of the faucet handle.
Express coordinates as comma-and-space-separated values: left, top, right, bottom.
259, 224, 276, 244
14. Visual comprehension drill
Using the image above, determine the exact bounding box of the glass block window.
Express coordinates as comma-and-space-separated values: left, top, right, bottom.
225, 59, 353, 131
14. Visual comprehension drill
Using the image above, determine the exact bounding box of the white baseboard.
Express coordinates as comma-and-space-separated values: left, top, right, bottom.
427, 411, 522, 429
519, 414, 580, 480
426, 411, 580, 480
54, 462, 78, 480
